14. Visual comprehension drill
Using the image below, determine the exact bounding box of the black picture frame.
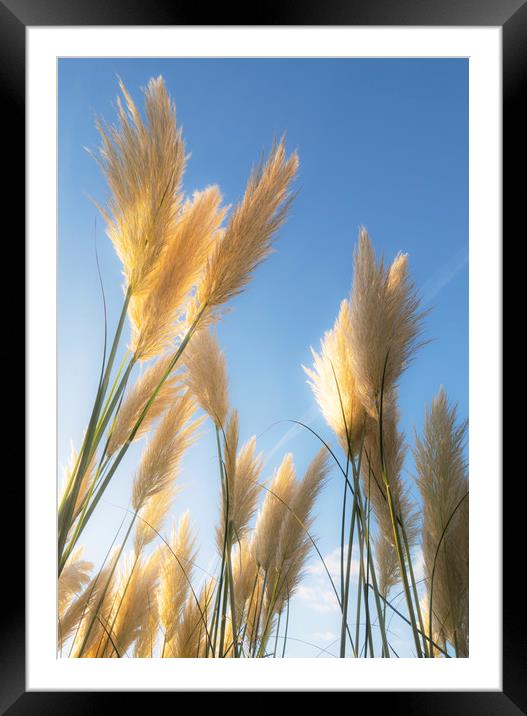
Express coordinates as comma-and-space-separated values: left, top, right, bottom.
6, 0, 517, 710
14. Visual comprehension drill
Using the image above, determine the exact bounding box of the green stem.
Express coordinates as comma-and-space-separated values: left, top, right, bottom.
401, 525, 429, 657
377, 359, 422, 658
61, 307, 205, 572
340, 496, 357, 657
226, 537, 239, 657
281, 595, 290, 658
354, 484, 390, 657
363, 473, 374, 657
253, 571, 269, 657
273, 610, 282, 658
218, 566, 229, 657
58, 288, 131, 566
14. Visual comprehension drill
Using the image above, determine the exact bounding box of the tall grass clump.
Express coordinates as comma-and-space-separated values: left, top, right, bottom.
58, 75, 298, 577
303, 227, 468, 658
59, 75, 468, 658
59, 76, 332, 658
414, 388, 469, 657
59, 326, 330, 658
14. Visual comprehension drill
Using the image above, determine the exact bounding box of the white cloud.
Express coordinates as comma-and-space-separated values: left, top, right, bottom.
296, 584, 340, 613
412, 547, 424, 583
295, 545, 360, 615
264, 404, 320, 465
312, 631, 338, 643
421, 247, 468, 305
306, 545, 360, 583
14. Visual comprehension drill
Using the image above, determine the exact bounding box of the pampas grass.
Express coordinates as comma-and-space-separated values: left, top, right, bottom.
304, 226, 467, 658
58, 76, 297, 575
348, 228, 426, 417
158, 512, 196, 651
414, 388, 469, 657
183, 329, 229, 430
303, 299, 366, 455
59, 75, 315, 660
59, 75, 467, 659
131, 391, 201, 512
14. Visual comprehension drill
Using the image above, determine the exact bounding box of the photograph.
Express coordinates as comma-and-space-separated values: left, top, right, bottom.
57, 57, 469, 660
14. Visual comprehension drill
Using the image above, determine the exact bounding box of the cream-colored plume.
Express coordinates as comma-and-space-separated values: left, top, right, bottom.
158, 512, 196, 647
107, 354, 182, 456
216, 411, 263, 551
271, 449, 330, 615
304, 298, 366, 455
58, 547, 93, 620
94, 76, 186, 298
349, 228, 425, 417
131, 390, 202, 511
252, 453, 297, 572
414, 388, 469, 657
131, 187, 226, 360
195, 140, 298, 319
183, 328, 229, 429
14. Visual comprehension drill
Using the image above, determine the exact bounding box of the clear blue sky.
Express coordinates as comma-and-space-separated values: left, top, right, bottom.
58, 58, 468, 657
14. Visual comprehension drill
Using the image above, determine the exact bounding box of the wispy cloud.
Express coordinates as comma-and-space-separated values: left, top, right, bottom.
264, 403, 320, 465
421, 247, 468, 305
412, 547, 424, 584
312, 630, 338, 643
306, 545, 359, 583
296, 545, 360, 614
296, 584, 340, 613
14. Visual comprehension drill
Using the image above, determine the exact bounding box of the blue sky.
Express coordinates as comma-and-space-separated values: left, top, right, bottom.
58, 58, 468, 657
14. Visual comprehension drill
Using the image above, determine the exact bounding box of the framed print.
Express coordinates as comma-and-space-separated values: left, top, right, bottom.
6, 0, 518, 709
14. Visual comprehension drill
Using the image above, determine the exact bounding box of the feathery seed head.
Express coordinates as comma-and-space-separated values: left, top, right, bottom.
196, 139, 298, 315
134, 484, 176, 553
133, 554, 161, 658
69, 546, 121, 657
95, 76, 186, 297
171, 578, 214, 658
271, 449, 329, 615
304, 298, 366, 455
107, 354, 182, 456
104, 550, 160, 657
158, 511, 197, 644
216, 416, 263, 551
414, 387, 469, 656
349, 227, 426, 417
183, 328, 229, 429
131, 390, 202, 511
252, 453, 297, 571
131, 186, 226, 360
231, 538, 259, 628
362, 394, 418, 592
58, 547, 93, 620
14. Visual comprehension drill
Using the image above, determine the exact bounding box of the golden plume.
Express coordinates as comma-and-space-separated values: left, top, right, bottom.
216, 411, 263, 551
252, 453, 296, 572
304, 298, 366, 455
131, 187, 226, 360
183, 328, 229, 429
194, 140, 298, 320
414, 388, 468, 657
107, 354, 182, 456
349, 228, 425, 417
58, 546, 93, 620
271, 449, 330, 616
94, 76, 186, 298
158, 512, 197, 648
131, 390, 202, 511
